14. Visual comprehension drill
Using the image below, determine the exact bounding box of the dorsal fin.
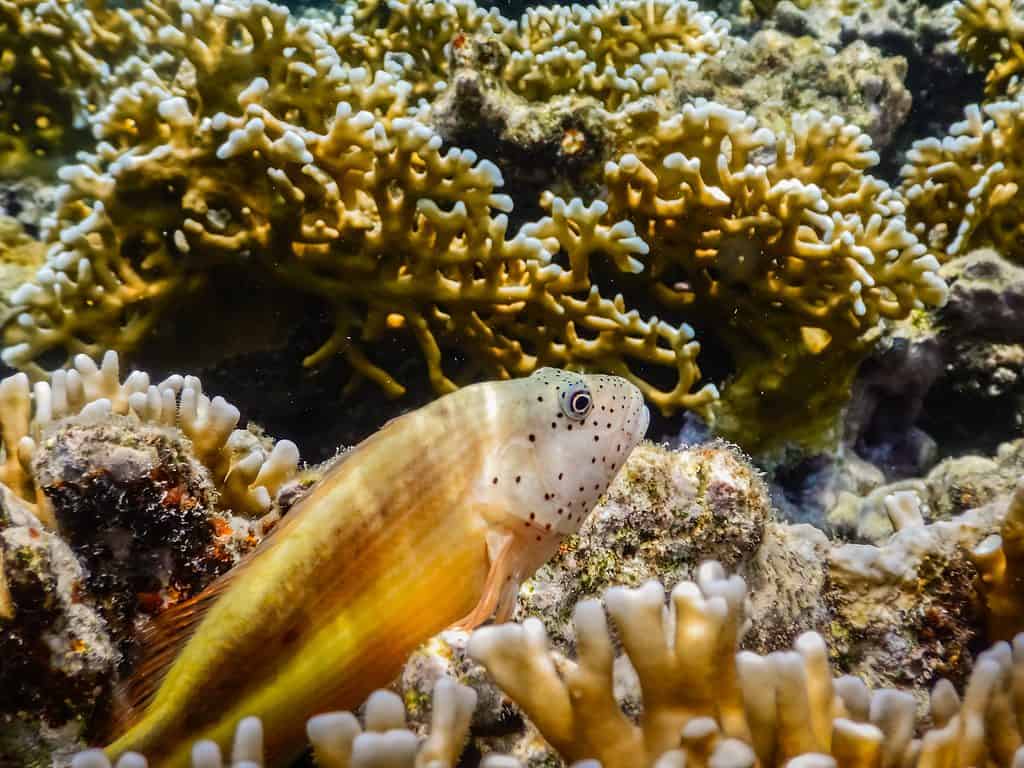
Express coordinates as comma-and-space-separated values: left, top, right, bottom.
105, 565, 243, 740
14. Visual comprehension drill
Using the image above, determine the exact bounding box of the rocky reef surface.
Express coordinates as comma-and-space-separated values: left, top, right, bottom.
396, 441, 1023, 764
0, 351, 1022, 765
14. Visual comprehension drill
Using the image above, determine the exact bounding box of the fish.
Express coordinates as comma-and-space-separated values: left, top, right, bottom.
104, 368, 650, 767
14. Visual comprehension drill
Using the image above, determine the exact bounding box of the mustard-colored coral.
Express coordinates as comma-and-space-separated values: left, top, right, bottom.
954, 0, 1024, 99
972, 477, 1024, 642
0, 0, 145, 173
598, 103, 946, 448
333, 0, 728, 108
1, 0, 719, 414
902, 91, 1024, 264
0, 0, 949, 450
470, 563, 1024, 767
3, 93, 714, 411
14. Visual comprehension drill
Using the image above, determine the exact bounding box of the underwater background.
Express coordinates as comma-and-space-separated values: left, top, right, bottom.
2, 0, 1024, 764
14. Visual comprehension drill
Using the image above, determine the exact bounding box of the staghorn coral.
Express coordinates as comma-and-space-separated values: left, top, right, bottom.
954, 0, 1024, 99
901, 91, 1024, 264
71, 678, 478, 768
470, 563, 1024, 767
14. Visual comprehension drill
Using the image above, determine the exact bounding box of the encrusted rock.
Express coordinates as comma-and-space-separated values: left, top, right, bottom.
33, 416, 260, 649
851, 248, 1024, 474
824, 494, 1003, 710
0, 487, 116, 766
675, 31, 912, 149
940, 248, 1024, 339
829, 437, 1024, 543
742, 520, 831, 652
398, 442, 773, 765
518, 441, 772, 649
429, 33, 607, 218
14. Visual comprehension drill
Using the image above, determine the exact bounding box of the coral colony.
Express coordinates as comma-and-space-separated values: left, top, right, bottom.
2, 0, 1024, 765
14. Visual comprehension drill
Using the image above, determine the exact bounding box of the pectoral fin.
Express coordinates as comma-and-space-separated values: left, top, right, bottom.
450, 530, 518, 631
492, 572, 522, 625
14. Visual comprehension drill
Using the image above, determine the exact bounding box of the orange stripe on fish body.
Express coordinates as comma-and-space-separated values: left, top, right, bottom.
103, 368, 649, 767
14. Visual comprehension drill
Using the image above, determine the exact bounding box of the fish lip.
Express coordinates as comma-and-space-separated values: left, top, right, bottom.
639, 405, 650, 437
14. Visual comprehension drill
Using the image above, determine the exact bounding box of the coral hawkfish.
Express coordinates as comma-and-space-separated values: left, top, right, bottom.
105, 369, 649, 767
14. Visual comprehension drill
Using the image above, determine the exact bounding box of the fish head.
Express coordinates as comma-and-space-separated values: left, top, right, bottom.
476, 367, 649, 544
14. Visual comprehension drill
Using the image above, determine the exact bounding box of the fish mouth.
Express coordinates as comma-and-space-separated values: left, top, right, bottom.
638, 405, 650, 437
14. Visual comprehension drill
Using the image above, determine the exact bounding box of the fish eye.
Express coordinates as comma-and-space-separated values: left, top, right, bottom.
560, 383, 592, 421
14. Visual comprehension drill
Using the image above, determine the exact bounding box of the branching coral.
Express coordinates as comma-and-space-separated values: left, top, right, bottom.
470, 562, 1024, 767
972, 477, 1024, 642
0, 0, 378, 173
332, 0, 728, 109
0, 350, 299, 518
595, 102, 947, 448
902, 91, 1024, 265
0, 0, 948, 450
71, 678, 477, 768
953, 0, 1024, 99
0, 0, 147, 173
0, 18, 717, 413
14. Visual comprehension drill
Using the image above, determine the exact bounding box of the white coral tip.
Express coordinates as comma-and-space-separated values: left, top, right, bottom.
230, 716, 263, 764
190, 741, 222, 768
71, 750, 112, 768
